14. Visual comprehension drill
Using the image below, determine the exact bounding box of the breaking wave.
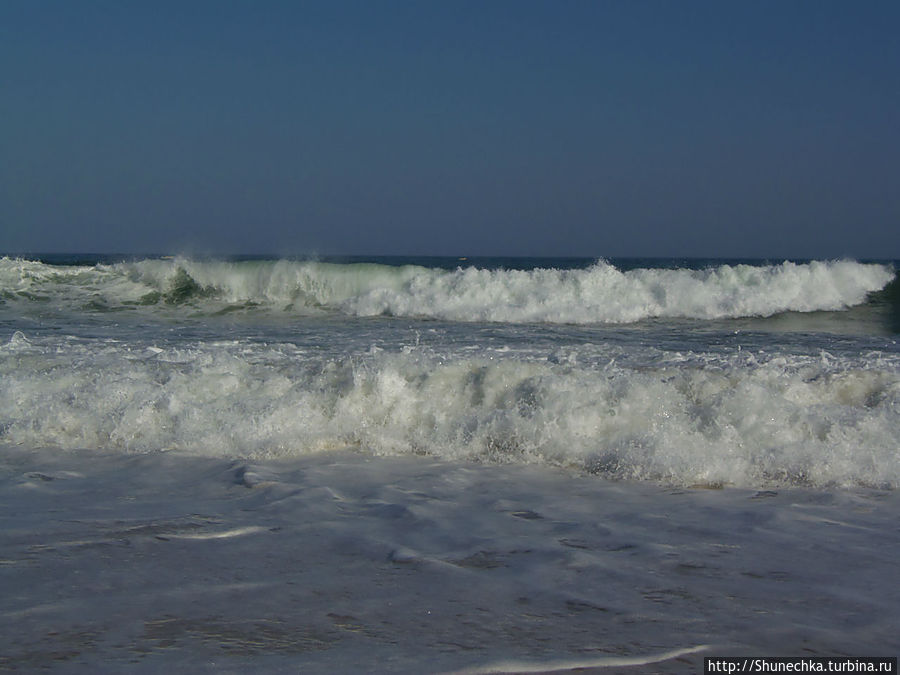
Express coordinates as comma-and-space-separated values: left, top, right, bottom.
0, 257, 894, 324
2, 333, 899, 489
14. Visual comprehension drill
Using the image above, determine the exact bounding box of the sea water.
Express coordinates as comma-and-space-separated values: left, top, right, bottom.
1, 256, 899, 672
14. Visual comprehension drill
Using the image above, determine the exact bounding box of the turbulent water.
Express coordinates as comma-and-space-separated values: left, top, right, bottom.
2, 255, 898, 488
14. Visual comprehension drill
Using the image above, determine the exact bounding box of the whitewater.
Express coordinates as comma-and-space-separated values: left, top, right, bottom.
2, 256, 892, 323
1, 255, 899, 672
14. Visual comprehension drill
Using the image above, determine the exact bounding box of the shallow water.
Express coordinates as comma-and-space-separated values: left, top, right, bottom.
2, 448, 898, 672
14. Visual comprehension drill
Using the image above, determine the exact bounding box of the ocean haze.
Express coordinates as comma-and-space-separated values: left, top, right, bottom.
1, 0, 899, 258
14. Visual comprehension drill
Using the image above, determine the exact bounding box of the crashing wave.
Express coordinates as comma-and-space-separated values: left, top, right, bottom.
0, 257, 894, 324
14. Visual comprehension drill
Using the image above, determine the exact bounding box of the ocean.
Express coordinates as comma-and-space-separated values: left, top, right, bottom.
1, 255, 899, 672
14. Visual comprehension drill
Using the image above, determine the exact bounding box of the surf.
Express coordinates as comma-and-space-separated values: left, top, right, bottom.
1, 256, 894, 326
3, 333, 898, 489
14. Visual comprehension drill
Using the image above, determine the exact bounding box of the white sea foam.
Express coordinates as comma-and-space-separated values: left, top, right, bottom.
3, 335, 898, 488
339, 259, 894, 323
1, 257, 893, 323
442, 644, 711, 674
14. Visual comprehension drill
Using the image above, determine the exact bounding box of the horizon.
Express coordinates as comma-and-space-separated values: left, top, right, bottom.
5, 251, 900, 267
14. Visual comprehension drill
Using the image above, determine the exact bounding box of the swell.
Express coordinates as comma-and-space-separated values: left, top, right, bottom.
0, 256, 894, 325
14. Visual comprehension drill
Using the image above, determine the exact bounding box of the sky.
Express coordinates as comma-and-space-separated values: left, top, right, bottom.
1, 0, 898, 259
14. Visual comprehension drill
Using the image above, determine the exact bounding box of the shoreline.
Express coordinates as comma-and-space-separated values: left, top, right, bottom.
2, 447, 897, 672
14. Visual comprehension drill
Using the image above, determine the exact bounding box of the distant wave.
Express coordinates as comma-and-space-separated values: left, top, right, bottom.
0, 257, 894, 324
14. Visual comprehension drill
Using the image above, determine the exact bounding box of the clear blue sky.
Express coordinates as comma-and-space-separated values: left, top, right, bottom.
2, 0, 898, 258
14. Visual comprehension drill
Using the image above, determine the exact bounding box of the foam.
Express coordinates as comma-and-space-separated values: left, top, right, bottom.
3, 335, 898, 488
442, 644, 711, 674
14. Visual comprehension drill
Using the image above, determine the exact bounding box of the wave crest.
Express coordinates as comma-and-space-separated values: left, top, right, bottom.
1, 257, 894, 324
